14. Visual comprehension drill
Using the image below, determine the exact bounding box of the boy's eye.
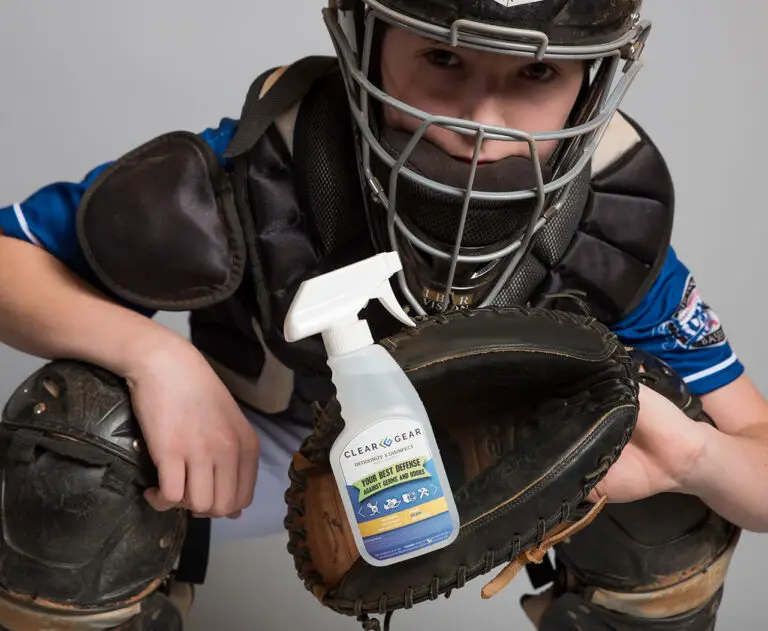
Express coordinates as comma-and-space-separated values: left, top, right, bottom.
520, 63, 557, 81
423, 49, 462, 68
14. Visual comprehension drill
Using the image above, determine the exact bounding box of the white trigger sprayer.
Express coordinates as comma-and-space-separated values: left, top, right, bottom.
284, 252, 460, 566
284, 252, 414, 355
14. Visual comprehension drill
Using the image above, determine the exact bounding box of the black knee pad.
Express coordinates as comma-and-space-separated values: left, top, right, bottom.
0, 360, 187, 626
535, 593, 613, 631
110, 590, 186, 631
538, 589, 723, 631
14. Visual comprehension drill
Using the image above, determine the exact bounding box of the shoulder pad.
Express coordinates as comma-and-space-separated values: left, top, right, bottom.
76, 131, 246, 311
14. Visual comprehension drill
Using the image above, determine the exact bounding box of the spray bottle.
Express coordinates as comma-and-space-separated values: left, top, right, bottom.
283, 252, 460, 566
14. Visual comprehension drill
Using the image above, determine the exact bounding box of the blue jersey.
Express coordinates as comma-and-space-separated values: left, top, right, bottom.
0, 118, 744, 397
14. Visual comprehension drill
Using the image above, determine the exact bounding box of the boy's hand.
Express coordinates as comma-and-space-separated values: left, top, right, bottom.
124, 338, 260, 518
586, 384, 707, 504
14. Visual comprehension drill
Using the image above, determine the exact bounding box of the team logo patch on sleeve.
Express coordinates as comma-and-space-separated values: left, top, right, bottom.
656, 275, 726, 351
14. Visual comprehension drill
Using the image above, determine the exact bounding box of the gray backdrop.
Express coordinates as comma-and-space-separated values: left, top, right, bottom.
0, 1, 765, 629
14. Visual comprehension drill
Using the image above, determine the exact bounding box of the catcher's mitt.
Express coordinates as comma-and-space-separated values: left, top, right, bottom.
284, 306, 639, 630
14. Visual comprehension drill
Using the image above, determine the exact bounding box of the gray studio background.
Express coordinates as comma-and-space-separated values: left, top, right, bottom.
0, 1, 765, 629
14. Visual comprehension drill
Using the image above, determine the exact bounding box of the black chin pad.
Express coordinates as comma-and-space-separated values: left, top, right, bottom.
76, 132, 246, 311
381, 127, 554, 191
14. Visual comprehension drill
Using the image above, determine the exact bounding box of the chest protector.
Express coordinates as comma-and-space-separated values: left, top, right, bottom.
187, 58, 676, 425
74, 56, 737, 628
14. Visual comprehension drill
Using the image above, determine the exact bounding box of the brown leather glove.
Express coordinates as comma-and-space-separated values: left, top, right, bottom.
284, 306, 640, 631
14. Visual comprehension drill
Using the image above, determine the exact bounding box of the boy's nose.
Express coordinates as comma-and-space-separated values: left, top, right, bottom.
465, 95, 510, 131
453, 100, 529, 161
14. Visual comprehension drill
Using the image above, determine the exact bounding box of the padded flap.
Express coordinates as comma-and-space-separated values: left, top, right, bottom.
76, 131, 246, 311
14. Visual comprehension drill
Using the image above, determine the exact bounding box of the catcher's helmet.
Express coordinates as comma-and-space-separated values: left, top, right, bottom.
323, 0, 650, 314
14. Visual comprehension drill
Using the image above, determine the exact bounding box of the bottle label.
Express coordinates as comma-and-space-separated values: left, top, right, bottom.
339, 418, 455, 562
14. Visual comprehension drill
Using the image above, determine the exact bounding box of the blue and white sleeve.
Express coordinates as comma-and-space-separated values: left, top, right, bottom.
0, 118, 239, 310
0, 162, 113, 276
610, 247, 744, 396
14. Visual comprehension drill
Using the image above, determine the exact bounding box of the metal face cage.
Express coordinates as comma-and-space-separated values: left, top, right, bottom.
324, 1, 651, 314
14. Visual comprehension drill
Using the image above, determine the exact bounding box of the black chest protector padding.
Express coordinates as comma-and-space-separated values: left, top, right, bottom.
278, 67, 649, 349
229, 69, 394, 383
76, 131, 246, 311
291, 71, 402, 340
194, 61, 675, 417
535, 116, 675, 324
281, 73, 676, 340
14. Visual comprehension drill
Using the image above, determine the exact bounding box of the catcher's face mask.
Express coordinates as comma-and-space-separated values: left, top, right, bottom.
324, 0, 651, 315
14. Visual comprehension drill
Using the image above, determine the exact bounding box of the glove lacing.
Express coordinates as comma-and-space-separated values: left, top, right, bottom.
479, 496, 608, 599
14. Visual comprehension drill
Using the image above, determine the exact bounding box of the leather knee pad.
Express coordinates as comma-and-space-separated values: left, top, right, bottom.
532, 588, 723, 631
111, 591, 185, 631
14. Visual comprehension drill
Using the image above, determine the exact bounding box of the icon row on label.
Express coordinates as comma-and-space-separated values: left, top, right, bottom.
360, 486, 437, 518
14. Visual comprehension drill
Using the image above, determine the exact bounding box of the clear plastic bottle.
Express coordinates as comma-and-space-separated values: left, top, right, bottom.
284, 252, 460, 566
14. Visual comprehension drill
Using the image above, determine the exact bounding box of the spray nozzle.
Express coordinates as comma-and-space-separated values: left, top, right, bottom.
283, 252, 415, 356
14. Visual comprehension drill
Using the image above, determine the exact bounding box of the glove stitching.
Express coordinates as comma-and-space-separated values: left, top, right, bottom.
459, 398, 635, 537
